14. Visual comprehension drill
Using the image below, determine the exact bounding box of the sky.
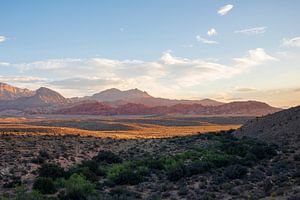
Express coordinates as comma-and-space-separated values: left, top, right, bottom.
0, 0, 300, 108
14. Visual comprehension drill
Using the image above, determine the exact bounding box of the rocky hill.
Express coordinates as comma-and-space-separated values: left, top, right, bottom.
235, 105, 300, 145
0, 87, 69, 111
90, 88, 223, 107
0, 82, 34, 101
53, 100, 280, 116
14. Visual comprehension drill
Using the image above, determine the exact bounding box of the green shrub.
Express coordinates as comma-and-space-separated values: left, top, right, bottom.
59, 174, 96, 200
31, 150, 52, 164
250, 143, 277, 160
224, 164, 248, 179
1, 185, 45, 200
139, 158, 165, 171
38, 163, 65, 179
67, 165, 99, 182
202, 150, 232, 168
186, 161, 214, 176
80, 160, 99, 172
165, 162, 186, 181
33, 177, 57, 194
93, 150, 122, 164
107, 162, 148, 185
109, 187, 141, 199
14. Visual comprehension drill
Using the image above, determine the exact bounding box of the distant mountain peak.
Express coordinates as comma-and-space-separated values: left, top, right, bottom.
0, 82, 34, 101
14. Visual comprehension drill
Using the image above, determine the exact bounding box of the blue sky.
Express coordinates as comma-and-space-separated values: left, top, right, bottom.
0, 0, 300, 107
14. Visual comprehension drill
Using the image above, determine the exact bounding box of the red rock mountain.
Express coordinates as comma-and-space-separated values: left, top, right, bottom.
0, 82, 34, 100
235, 105, 300, 144
90, 88, 223, 107
0, 86, 69, 111
0, 83, 282, 116
53, 100, 281, 116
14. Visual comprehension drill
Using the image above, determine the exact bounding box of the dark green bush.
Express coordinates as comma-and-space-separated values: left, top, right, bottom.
59, 174, 96, 200
67, 166, 98, 182
33, 177, 57, 194
186, 161, 214, 176
93, 150, 122, 164
224, 164, 248, 179
38, 163, 66, 179
107, 162, 148, 185
165, 162, 186, 181
202, 150, 232, 168
109, 187, 141, 199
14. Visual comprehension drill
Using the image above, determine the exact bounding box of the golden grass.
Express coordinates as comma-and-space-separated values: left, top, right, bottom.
0, 123, 241, 139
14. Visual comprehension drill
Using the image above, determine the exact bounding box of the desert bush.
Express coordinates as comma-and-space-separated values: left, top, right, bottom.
3, 176, 22, 188
59, 174, 96, 200
202, 150, 232, 168
186, 161, 214, 176
109, 187, 141, 199
165, 162, 186, 181
67, 166, 98, 182
107, 162, 148, 185
31, 150, 52, 164
250, 143, 277, 160
0, 185, 45, 200
38, 163, 66, 179
93, 150, 122, 164
139, 158, 165, 171
33, 177, 57, 194
224, 164, 248, 179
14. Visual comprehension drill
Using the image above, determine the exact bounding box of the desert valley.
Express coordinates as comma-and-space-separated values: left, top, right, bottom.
1, 1, 300, 200
0, 82, 299, 199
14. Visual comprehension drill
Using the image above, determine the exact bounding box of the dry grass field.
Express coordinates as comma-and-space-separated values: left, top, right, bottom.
0, 116, 242, 139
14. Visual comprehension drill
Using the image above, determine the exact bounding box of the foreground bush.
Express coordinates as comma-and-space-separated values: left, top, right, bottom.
59, 174, 96, 200
38, 163, 66, 179
33, 177, 57, 194
224, 164, 248, 179
0, 185, 45, 200
93, 150, 122, 164
107, 162, 148, 185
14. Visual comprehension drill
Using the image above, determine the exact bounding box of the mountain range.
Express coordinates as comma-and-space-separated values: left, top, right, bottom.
0, 82, 281, 116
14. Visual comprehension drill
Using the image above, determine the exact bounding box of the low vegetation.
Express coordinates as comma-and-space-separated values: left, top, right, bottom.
0, 130, 286, 200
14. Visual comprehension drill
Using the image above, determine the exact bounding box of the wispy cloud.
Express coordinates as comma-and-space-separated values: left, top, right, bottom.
234, 86, 257, 92
218, 4, 234, 16
4, 48, 276, 97
196, 35, 218, 44
235, 27, 267, 36
281, 37, 300, 47
0, 75, 46, 83
0, 36, 6, 43
233, 48, 277, 67
207, 28, 217, 37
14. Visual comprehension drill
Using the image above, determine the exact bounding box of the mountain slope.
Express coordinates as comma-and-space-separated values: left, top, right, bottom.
91, 88, 152, 102
0, 82, 34, 100
0, 87, 69, 111
90, 88, 223, 107
235, 105, 300, 145
54, 100, 280, 116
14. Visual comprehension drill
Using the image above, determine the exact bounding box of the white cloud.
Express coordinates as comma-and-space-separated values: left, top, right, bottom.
282, 37, 300, 47
218, 4, 234, 16
0, 36, 6, 43
235, 27, 267, 35
207, 28, 217, 37
0, 75, 46, 83
234, 86, 257, 92
233, 48, 277, 68
0, 62, 10, 66
196, 35, 218, 44
4, 48, 276, 97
